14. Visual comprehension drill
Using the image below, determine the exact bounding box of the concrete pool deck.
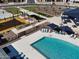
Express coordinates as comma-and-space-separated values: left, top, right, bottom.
12, 30, 79, 59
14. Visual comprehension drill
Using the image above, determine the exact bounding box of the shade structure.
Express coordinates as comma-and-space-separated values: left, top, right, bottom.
3, 45, 25, 59
63, 8, 79, 18
60, 26, 74, 35
63, 8, 79, 26
61, 16, 69, 19
61, 16, 71, 21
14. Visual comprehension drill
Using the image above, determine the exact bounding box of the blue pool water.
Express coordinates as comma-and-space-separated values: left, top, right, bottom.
31, 37, 79, 59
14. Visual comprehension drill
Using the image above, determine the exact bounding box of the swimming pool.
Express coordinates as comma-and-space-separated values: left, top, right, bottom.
31, 37, 79, 59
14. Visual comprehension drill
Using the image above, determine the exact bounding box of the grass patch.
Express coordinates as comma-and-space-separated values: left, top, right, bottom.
5, 7, 22, 14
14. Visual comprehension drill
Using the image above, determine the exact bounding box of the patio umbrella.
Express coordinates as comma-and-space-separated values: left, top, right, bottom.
63, 8, 79, 26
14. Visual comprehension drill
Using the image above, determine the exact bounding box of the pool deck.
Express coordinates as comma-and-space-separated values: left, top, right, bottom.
12, 30, 79, 59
